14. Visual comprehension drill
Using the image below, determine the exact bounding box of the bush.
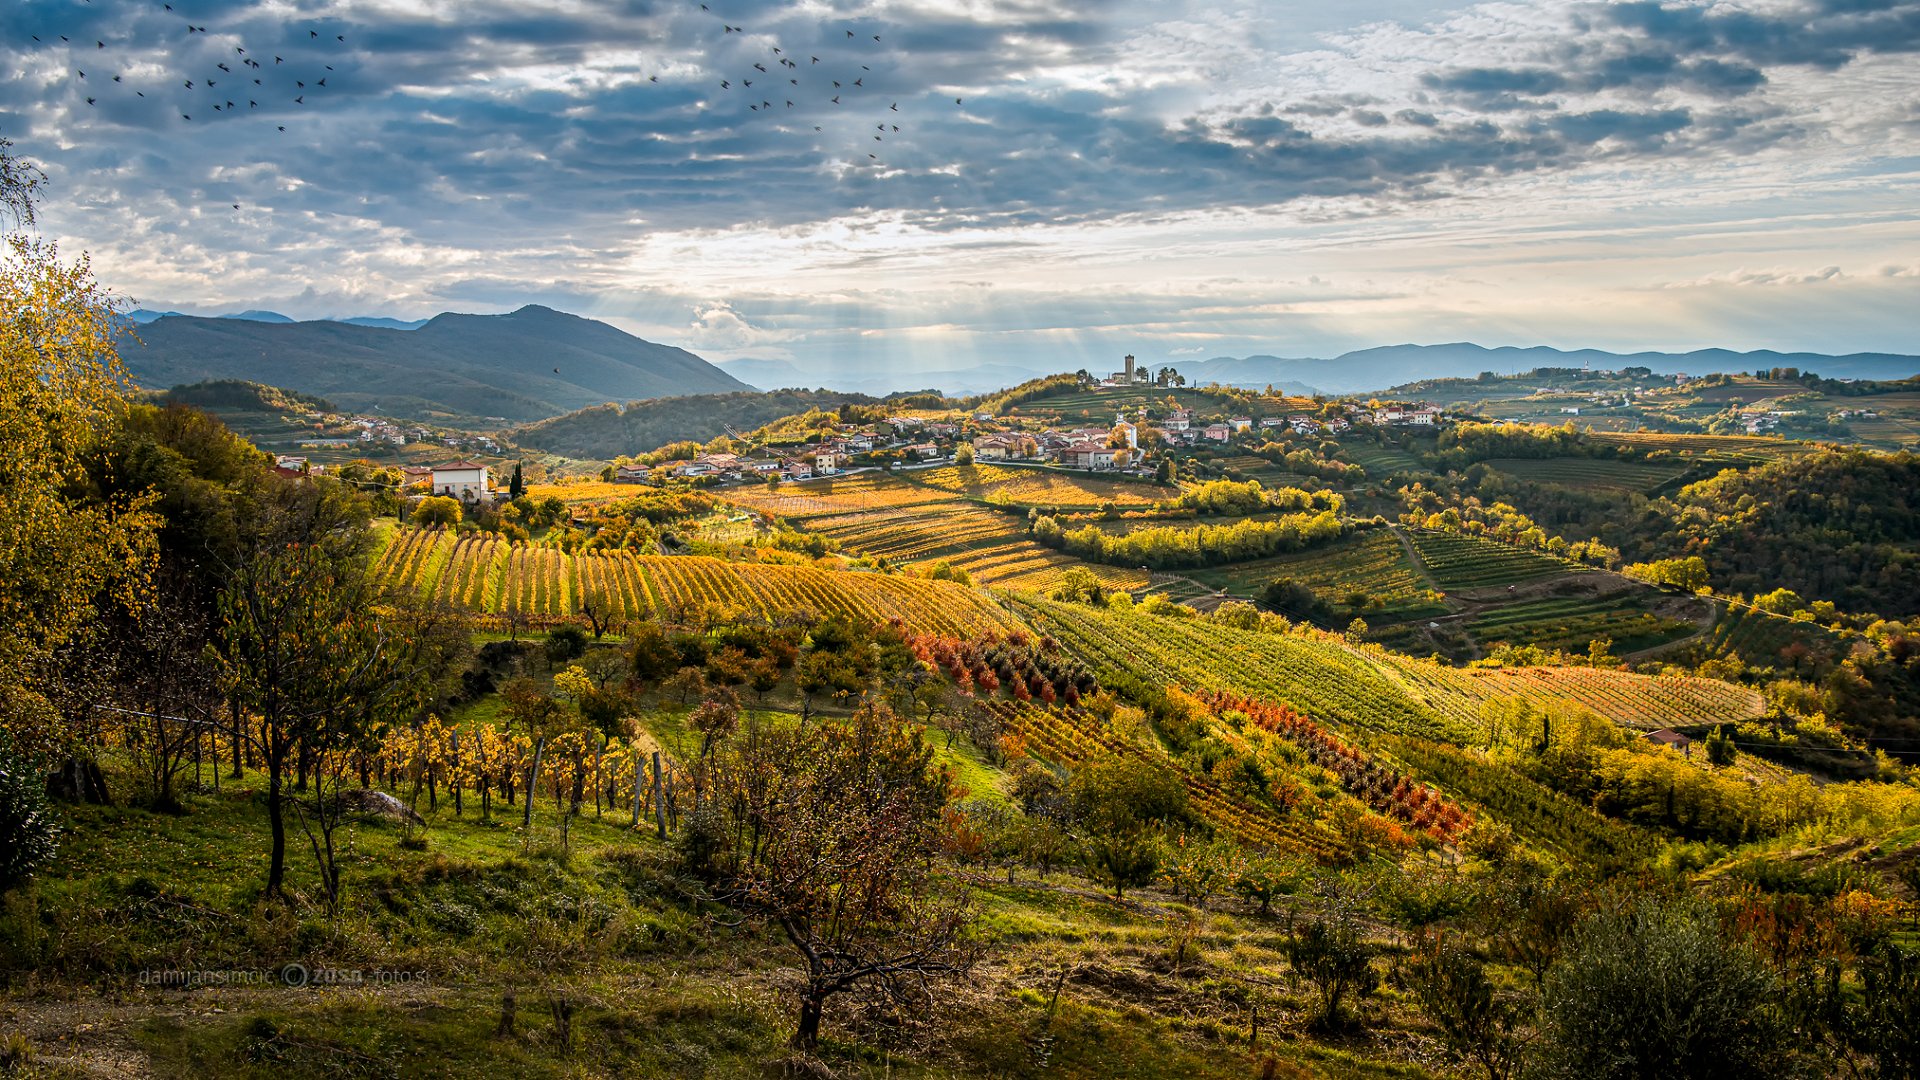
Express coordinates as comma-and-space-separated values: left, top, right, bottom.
0, 739, 58, 892
1534, 896, 1792, 1079
1283, 902, 1378, 1028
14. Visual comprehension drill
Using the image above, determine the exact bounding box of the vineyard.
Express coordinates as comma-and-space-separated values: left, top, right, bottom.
369, 526, 1022, 635
984, 700, 1351, 861
1184, 529, 1448, 622
722, 472, 956, 518
1482, 457, 1689, 494
1010, 595, 1765, 740
1585, 430, 1812, 461
724, 474, 1154, 595
907, 463, 1165, 508
1383, 737, 1660, 869
1463, 593, 1699, 654
1406, 530, 1582, 590
1691, 601, 1846, 666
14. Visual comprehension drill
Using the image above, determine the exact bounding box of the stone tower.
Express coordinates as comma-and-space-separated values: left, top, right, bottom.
1124, 354, 1136, 383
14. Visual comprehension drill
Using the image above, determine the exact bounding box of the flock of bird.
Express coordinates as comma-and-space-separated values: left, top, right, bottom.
33, 0, 348, 208
697, 2, 965, 169
29, 0, 969, 210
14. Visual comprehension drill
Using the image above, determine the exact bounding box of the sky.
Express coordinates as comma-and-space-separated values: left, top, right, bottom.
5, 0, 1920, 385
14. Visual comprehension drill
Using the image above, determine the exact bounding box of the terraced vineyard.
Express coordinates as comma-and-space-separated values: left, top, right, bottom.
1464, 593, 1698, 653
1184, 529, 1447, 622
1406, 530, 1582, 590
368, 526, 1021, 635
907, 463, 1165, 508
1011, 595, 1763, 739
726, 472, 1152, 594
1483, 457, 1689, 494
724, 472, 955, 517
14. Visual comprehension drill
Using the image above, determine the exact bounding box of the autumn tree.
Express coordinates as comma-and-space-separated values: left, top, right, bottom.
0, 223, 161, 781
698, 701, 978, 1048
212, 476, 403, 903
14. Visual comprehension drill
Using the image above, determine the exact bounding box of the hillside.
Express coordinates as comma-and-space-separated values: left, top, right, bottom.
511, 389, 901, 459
118, 305, 750, 422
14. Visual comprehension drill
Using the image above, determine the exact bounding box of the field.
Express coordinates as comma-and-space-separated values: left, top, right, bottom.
1463, 593, 1698, 653
1483, 457, 1690, 494
907, 463, 1166, 508
370, 525, 1022, 635
1405, 531, 1584, 590
1583, 430, 1812, 460
725, 472, 1153, 594
1183, 529, 1448, 622
1011, 595, 1762, 740
721, 472, 956, 517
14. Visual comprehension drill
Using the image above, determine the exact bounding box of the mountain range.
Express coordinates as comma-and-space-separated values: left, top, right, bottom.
119, 305, 750, 422
1175, 344, 1920, 394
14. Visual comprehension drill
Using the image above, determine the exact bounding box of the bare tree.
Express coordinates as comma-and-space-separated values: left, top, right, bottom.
699, 701, 979, 1048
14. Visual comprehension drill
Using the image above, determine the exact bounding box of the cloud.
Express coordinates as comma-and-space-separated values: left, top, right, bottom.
4, 0, 1918, 375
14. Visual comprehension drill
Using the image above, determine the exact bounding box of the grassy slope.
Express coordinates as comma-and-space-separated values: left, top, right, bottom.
3, 754, 1431, 1080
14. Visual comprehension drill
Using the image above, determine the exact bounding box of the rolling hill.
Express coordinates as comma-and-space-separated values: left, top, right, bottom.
117, 304, 751, 422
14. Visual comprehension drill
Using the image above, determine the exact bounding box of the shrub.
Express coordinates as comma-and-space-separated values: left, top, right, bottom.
1283, 902, 1379, 1028
1534, 897, 1791, 1079
0, 739, 58, 892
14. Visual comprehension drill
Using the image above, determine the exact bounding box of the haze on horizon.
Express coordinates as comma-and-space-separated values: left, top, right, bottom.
5, 0, 1919, 384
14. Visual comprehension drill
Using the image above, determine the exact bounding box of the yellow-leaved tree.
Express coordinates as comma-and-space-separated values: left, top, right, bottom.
0, 141, 160, 767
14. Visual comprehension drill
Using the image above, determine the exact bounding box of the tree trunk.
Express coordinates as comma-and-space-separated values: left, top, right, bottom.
267, 755, 287, 896
792, 992, 826, 1049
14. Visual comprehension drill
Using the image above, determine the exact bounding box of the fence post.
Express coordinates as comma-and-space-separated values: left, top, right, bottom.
631, 748, 644, 828
651, 751, 666, 840
523, 738, 546, 831
451, 731, 463, 817
593, 735, 604, 818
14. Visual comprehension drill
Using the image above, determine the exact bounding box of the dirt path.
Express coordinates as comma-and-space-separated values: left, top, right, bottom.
0, 983, 421, 1078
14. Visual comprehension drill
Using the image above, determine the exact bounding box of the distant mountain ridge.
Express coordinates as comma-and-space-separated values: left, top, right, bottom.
119, 305, 751, 422
1178, 344, 1920, 394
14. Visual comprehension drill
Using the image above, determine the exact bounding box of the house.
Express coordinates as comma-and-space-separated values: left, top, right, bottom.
1260, 417, 1287, 430
1164, 410, 1192, 431
671, 461, 717, 478
1229, 417, 1252, 433
749, 460, 783, 474
399, 465, 435, 490
814, 450, 844, 475
904, 442, 941, 459
430, 461, 490, 501
614, 464, 652, 484
784, 461, 815, 480
1561, 407, 1582, 415
274, 454, 308, 473
1202, 423, 1231, 441
1408, 407, 1442, 426
1056, 440, 1119, 469
1643, 728, 1692, 756
972, 433, 1034, 460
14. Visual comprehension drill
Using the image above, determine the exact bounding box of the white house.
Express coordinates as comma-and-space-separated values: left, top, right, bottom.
615, 464, 652, 484
430, 460, 490, 501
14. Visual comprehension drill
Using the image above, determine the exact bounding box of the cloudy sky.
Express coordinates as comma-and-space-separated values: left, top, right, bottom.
5, 0, 1919, 383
